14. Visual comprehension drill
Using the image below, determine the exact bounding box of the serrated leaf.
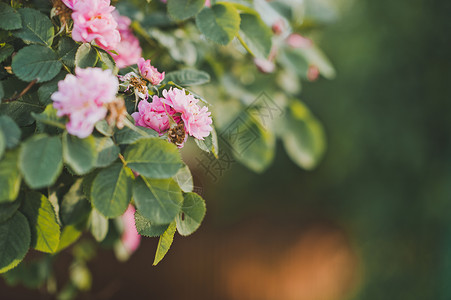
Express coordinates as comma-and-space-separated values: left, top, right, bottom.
57, 37, 78, 68
0, 197, 21, 223
62, 132, 98, 175
0, 150, 22, 203
0, 93, 44, 126
153, 221, 176, 266
96, 49, 116, 71
13, 8, 54, 46
176, 192, 206, 236
173, 165, 193, 193
238, 13, 272, 59
75, 43, 98, 68
20, 192, 60, 253
134, 211, 169, 237
0, 44, 14, 64
57, 224, 82, 252
0, 212, 30, 273
0, 3, 22, 30
95, 137, 119, 168
195, 3, 240, 45
60, 179, 91, 226
91, 163, 134, 218
114, 124, 158, 145
0, 115, 21, 149
11, 45, 62, 82
37, 71, 67, 106
167, 0, 205, 21
133, 177, 183, 225
89, 209, 108, 242
164, 69, 210, 86
32, 105, 65, 135
19, 134, 63, 189
281, 100, 326, 170
124, 138, 183, 179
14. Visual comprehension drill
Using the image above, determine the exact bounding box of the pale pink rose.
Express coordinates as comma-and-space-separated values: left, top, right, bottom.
109, 12, 142, 69
121, 205, 141, 255
286, 33, 313, 49
62, 0, 77, 9
205, 0, 211, 7
72, 0, 121, 50
137, 58, 165, 85
51, 67, 119, 138
162, 88, 212, 140
131, 95, 174, 134
254, 58, 275, 73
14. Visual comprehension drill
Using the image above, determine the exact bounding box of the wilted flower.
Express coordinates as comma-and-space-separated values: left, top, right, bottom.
138, 58, 165, 85
51, 67, 119, 138
71, 0, 120, 50
118, 72, 149, 100
109, 12, 142, 69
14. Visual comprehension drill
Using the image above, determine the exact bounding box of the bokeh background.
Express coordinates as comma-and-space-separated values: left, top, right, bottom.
2, 0, 451, 299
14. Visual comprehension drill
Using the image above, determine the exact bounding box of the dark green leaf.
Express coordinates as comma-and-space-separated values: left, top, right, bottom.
12, 45, 62, 82
195, 3, 240, 45
57, 37, 78, 68
20, 192, 60, 253
96, 49, 116, 71
167, 0, 205, 21
63, 133, 98, 175
0, 44, 14, 64
124, 138, 183, 179
75, 43, 99, 68
133, 177, 183, 225
95, 137, 119, 168
0, 212, 30, 273
176, 192, 206, 236
238, 13, 272, 59
0, 3, 22, 30
0, 115, 21, 149
0, 150, 22, 203
32, 105, 65, 135
0, 93, 44, 126
19, 134, 63, 189
37, 71, 67, 106
60, 179, 91, 226
0, 197, 21, 223
91, 163, 134, 218
153, 221, 176, 265
165, 69, 211, 86
114, 124, 158, 145
134, 211, 169, 237
13, 8, 54, 46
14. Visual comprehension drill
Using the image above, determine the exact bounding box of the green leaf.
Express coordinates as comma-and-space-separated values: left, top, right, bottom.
63, 133, 98, 175
95, 120, 114, 137
0, 115, 21, 149
195, 125, 218, 157
32, 105, 65, 134
96, 49, 116, 71
114, 124, 158, 145
75, 43, 99, 68
37, 71, 67, 106
165, 69, 211, 86
0, 93, 44, 126
279, 47, 309, 78
0, 44, 14, 64
57, 224, 82, 252
238, 13, 272, 59
167, 0, 205, 21
195, 3, 240, 45
176, 192, 206, 236
0, 82, 4, 103
0, 3, 22, 30
173, 165, 193, 193
0, 198, 22, 223
153, 221, 176, 266
95, 137, 119, 168
20, 192, 60, 253
89, 208, 109, 242
19, 134, 63, 189
0, 212, 30, 273
134, 211, 169, 237
13, 8, 54, 46
124, 138, 183, 179
133, 177, 183, 225
299, 45, 336, 79
0, 131, 4, 159
281, 100, 326, 170
60, 179, 91, 226
91, 163, 134, 218
0, 150, 22, 203
12, 45, 62, 82
225, 114, 275, 173
57, 37, 78, 68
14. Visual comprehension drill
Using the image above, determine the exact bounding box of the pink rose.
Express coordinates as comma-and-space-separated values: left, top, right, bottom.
131, 95, 174, 134
62, 0, 77, 9
286, 34, 313, 49
137, 57, 165, 85
121, 205, 141, 255
71, 0, 121, 50
51, 67, 119, 138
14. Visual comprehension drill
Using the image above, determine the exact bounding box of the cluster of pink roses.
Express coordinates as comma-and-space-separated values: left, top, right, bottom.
51, 67, 119, 138
132, 87, 213, 147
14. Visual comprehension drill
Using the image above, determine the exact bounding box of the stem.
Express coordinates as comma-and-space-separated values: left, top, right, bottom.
118, 153, 127, 165
3, 79, 37, 103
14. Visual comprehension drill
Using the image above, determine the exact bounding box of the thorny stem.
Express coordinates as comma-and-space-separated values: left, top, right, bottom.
2, 79, 37, 103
